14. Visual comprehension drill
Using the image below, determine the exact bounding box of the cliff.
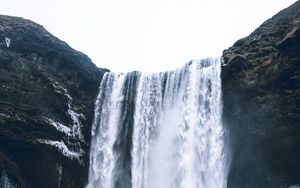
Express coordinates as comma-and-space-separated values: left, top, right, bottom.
0, 15, 108, 187
222, 1, 300, 187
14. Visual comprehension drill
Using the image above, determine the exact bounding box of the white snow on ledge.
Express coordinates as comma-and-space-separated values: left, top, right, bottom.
0, 113, 11, 118
44, 118, 71, 136
1, 169, 16, 188
38, 139, 83, 161
5, 37, 10, 48
38, 82, 86, 162
52, 82, 84, 141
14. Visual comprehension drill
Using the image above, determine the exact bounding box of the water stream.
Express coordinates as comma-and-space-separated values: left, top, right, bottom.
87, 59, 227, 188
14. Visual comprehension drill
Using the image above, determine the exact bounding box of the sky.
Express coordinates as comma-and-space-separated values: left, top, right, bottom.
0, 0, 297, 72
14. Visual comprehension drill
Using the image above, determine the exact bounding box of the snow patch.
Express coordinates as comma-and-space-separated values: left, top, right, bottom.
56, 163, 63, 188
68, 104, 83, 140
52, 82, 84, 140
1, 169, 16, 188
0, 113, 11, 118
38, 139, 82, 160
5, 37, 10, 48
38, 82, 86, 162
53, 82, 67, 95
44, 118, 71, 136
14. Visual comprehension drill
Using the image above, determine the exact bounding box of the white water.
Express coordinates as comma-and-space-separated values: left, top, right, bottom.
87, 59, 227, 188
1, 169, 15, 188
87, 73, 127, 188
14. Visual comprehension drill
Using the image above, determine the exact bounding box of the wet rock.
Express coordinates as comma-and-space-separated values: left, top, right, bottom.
222, 1, 300, 188
0, 15, 108, 187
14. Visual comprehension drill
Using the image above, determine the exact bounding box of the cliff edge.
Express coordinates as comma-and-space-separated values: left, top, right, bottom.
0, 15, 108, 187
222, 1, 300, 187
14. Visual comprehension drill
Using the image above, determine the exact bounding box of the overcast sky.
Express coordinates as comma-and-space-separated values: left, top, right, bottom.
0, 0, 297, 72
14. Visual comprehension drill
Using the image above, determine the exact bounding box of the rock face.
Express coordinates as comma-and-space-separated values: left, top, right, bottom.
1, 1, 300, 187
222, 1, 300, 187
0, 15, 108, 187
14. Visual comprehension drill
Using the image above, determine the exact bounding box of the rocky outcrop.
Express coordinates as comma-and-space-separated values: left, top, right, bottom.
222, 1, 300, 187
0, 15, 108, 187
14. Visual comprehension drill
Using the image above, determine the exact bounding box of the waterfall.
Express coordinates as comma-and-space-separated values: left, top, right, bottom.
1, 169, 16, 188
87, 58, 227, 188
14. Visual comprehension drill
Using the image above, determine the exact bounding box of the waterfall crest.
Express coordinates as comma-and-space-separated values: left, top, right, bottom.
87, 59, 227, 188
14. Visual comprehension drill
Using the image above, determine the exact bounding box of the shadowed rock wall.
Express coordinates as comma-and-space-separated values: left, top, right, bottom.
0, 15, 108, 187
222, 1, 300, 187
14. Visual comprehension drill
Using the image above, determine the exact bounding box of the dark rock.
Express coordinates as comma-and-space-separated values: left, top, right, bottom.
0, 15, 108, 187
222, 1, 300, 188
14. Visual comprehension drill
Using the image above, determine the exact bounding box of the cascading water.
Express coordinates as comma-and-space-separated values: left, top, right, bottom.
1, 169, 16, 188
87, 58, 227, 188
